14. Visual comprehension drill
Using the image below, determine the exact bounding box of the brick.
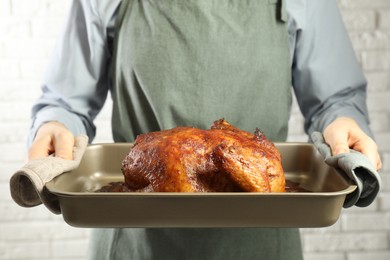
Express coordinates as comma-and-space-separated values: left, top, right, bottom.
0, 17, 31, 39
287, 114, 305, 135
378, 10, 390, 29
0, 161, 21, 181
3, 38, 50, 59
341, 212, 387, 231
51, 258, 86, 260
52, 239, 89, 258
46, 0, 72, 16
286, 134, 309, 142
0, 80, 42, 101
381, 175, 390, 188
366, 91, 390, 112
378, 191, 390, 210
366, 71, 390, 92
385, 214, 390, 230
0, 59, 19, 79
0, 122, 31, 144
349, 31, 390, 51
10, 0, 69, 18
0, 143, 27, 162
287, 94, 306, 139
49, 221, 90, 240
303, 252, 345, 260
362, 51, 390, 71
300, 219, 342, 234
96, 98, 113, 120
0, 0, 11, 16
0, 102, 32, 122
347, 251, 390, 260
290, 93, 302, 113
342, 200, 379, 213
381, 175, 390, 191
0, 202, 52, 221
0, 222, 88, 241
369, 113, 390, 133
11, 0, 48, 16
374, 133, 390, 152
303, 232, 388, 252
20, 59, 48, 80
0, 183, 12, 201
0, 42, 4, 58
93, 99, 114, 142
93, 122, 114, 143
341, 10, 376, 31
0, 241, 50, 259
338, 0, 390, 9
381, 152, 390, 172
31, 16, 65, 39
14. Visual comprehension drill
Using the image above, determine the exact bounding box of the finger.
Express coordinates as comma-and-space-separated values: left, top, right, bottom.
323, 131, 350, 156
28, 135, 54, 160
331, 141, 350, 155
371, 153, 382, 171
376, 154, 382, 170
53, 131, 75, 160
355, 140, 382, 171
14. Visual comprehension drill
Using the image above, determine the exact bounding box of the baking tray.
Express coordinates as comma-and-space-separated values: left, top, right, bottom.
45, 143, 356, 228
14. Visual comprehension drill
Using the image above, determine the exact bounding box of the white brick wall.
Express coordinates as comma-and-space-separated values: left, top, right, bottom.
0, 0, 389, 259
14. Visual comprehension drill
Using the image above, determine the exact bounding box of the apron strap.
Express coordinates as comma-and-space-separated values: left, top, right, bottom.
271, 0, 288, 22
281, 0, 288, 22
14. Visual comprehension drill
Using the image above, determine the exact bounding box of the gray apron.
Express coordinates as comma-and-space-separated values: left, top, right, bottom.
111, 0, 292, 142
88, 0, 302, 259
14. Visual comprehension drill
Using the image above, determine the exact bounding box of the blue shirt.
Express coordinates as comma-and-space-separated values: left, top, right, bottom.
29, 0, 371, 144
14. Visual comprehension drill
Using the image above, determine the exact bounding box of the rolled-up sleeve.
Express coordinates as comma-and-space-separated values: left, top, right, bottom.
290, 0, 372, 136
28, 0, 112, 145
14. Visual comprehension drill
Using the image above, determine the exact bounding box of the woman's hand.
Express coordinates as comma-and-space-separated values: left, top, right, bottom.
28, 121, 75, 160
323, 117, 382, 170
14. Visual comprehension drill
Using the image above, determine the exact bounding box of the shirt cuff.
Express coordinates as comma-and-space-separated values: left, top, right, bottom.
28, 107, 88, 147
307, 106, 373, 139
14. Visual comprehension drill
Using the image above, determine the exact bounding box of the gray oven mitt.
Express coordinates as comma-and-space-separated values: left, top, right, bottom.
9, 135, 88, 214
311, 132, 381, 208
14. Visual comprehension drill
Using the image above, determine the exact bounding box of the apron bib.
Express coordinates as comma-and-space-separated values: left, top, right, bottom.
88, 1, 302, 259
111, 0, 292, 142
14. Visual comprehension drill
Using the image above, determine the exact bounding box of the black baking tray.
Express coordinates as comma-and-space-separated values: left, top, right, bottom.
45, 143, 356, 228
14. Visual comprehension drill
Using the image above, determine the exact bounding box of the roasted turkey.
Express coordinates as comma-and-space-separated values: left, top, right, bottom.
121, 119, 285, 192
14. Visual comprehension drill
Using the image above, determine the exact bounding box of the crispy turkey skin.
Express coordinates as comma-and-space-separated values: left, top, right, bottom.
121, 119, 285, 192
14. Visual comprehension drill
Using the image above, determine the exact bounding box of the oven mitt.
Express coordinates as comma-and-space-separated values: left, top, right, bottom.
311, 132, 381, 208
9, 134, 89, 214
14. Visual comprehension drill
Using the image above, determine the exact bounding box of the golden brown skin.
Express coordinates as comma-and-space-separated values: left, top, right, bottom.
121, 119, 285, 192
